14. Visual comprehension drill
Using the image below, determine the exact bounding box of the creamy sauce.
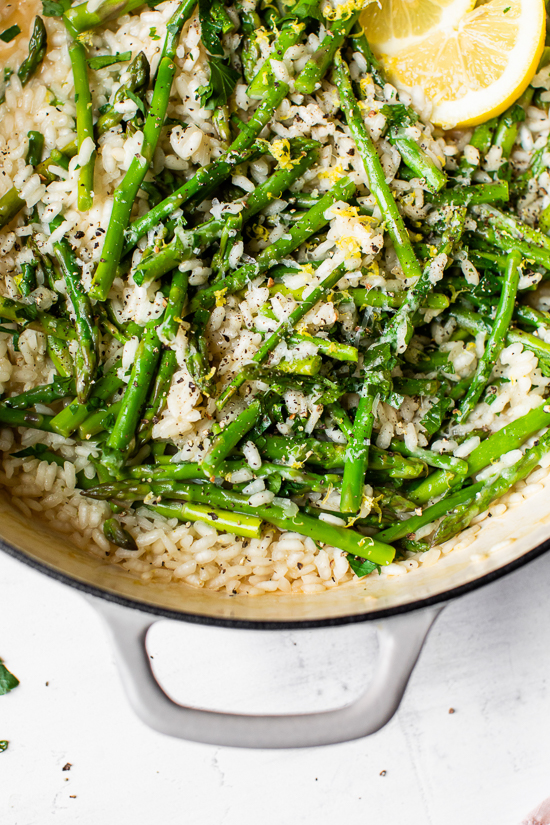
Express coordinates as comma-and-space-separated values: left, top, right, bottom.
0, 0, 42, 63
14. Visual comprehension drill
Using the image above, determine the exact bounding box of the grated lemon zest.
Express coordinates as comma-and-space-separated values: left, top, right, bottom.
323, 0, 375, 22
269, 138, 296, 170
318, 163, 345, 182
214, 287, 228, 307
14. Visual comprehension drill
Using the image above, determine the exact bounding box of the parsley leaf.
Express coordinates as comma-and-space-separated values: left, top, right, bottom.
0, 25, 21, 44
0, 660, 19, 695
381, 103, 419, 131
0, 741, 8, 753
126, 89, 146, 115
198, 0, 235, 56
87, 51, 132, 70
197, 57, 239, 110
41, 0, 72, 16
347, 554, 381, 578
280, 0, 324, 24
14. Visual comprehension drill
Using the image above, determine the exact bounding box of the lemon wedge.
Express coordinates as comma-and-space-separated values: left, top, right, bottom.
361, 0, 476, 56
361, 0, 546, 128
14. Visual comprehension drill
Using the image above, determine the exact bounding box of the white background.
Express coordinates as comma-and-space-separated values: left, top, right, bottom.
1, 546, 550, 825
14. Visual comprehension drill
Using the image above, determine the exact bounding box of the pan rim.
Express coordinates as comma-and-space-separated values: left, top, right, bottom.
3, 533, 550, 629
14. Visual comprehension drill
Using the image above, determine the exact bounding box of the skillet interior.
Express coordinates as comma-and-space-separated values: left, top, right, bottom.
2, 476, 550, 627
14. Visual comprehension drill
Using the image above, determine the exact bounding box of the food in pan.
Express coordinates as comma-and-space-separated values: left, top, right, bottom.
0, 0, 549, 595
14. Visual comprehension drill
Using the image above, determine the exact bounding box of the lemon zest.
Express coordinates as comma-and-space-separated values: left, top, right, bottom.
214, 287, 228, 307
318, 163, 345, 182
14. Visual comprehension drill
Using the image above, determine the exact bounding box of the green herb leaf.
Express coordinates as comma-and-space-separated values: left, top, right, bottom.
198, 0, 226, 56
149, 26, 161, 41
381, 103, 419, 131
126, 89, 146, 115
280, 0, 324, 23
197, 57, 239, 110
347, 554, 380, 578
87, 51, 132, 70
41, 0, 71, 16
0, 660, 19, 695
12, 443, 66, 466
0, 25, 21, 44
0, 741, 8, 752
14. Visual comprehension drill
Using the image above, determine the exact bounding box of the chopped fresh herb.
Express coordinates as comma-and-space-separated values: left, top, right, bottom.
197, 57, 239, 110
0, 660, 19, 695
0, 326, 20, 350
12, 443, 65, 465
347, 554, 381, 578
47, 87, 64, 107
198, 0, 228, 57
149, 26, 161, 41
503, 5, 510, 11
381, 103, 419, 131
0, 741, 8, 752
41, 0, 71, 16
87, 51, 132, 70
0, 25, 21, 44
126, 89, 146, 115
280, 0, 324, 23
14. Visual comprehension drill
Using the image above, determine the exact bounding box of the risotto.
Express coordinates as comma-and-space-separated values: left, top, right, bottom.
0, 0, 549, 595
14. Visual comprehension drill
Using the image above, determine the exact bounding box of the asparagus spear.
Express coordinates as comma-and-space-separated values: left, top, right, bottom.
434, 426, 550, 543
26, 131, 44, 167
247, 20, 306, 98
4, 376, 74, 410
131, 141, 319, 281
145, 501, 263, 539
52, 233, 99, 401
47, 337, 74, 379
0, 406, 55, 432
157, 270, 188, 343
295, 12, 360, 95
450, 305, 550, 363
96, 51, 151, 134
455, 249, 521, 424
135, 349, 178, 447
17, 17, 47, 87
216, 261, 347, 408
103, 518, 138, 550
50, 368, 123, 437
431, 181, 509, 207
123, 142, 266, 254
202, 399, 262, 478
89, 0, 196, 302
68, 41, 96, 212
388, 130, 446, 194
408, 404, 550, 504
376, 482, 484, 543
87, 479, 396, 565
64, 0, 162, 37
253, 434, 425, 477
333, 53, 422, 284
103, 324, 163, 472
188, 176, 355, 313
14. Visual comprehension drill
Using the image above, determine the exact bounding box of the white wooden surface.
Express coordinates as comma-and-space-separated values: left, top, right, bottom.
1, 547, 550, 824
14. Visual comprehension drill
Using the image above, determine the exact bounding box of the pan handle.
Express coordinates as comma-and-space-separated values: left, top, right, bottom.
88, 596, 443, 749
